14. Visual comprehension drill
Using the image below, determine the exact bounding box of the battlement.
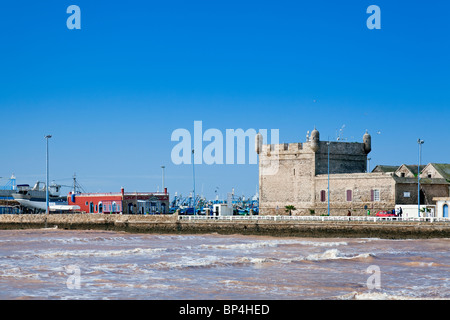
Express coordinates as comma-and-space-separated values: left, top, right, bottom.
258, 128, 371, 177
261, 142, 304, 153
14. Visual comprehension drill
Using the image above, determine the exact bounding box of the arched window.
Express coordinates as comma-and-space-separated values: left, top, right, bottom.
98, 202, 103, 213
89, 202, 94, 213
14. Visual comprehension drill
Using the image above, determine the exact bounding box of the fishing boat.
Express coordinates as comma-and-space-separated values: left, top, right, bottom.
12, 181, 69, 211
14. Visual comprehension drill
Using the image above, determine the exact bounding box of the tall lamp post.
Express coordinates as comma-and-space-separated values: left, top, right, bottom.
417, 139, 424, 217
327, 140, 330, 216
45, 135, 52, 228
161, 165, 165, 192
192, 149, 196, 213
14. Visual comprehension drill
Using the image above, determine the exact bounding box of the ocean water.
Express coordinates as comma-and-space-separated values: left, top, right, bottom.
0, 229, 448, 300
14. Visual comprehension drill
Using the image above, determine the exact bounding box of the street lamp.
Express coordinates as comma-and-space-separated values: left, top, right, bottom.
417, 139, 424, 217
161, 165, 165, 192
45, 135, 52, 227
192, 149, 196, 213
327, 140, 330, 216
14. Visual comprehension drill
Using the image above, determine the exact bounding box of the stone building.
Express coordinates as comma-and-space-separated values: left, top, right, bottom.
256, 128, 450, 216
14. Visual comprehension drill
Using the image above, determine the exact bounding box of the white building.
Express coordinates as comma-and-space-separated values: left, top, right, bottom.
433, 197, 450, 218
212, 204, 233, 216
395, 205, 436, 218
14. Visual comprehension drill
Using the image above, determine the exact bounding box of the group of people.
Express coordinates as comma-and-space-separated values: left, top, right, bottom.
347, 207, 403, 216
392, 207, 403, 216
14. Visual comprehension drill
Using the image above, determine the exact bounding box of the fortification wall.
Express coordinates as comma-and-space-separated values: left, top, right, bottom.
0, 214, 449, 239
259, 141, 315, 215
315, 141, 367, 175
259, 139, 370, 216
313, 173, 395, 216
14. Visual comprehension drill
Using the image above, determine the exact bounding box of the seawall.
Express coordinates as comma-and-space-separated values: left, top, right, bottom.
0, 214, 449, 239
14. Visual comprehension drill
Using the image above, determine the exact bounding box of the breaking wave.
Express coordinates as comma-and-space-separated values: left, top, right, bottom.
27, 247, 167, 259
304, 249, 374, 261
200, 239, 348, 250
146, 248, 374, 270
0, 267, 41, 280
337, 290, 448, 300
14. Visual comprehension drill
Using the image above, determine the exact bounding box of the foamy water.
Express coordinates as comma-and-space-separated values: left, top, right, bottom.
0, 229, 448, 300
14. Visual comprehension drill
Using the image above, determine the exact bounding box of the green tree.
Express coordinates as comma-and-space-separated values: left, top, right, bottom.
285, 205, 296, 216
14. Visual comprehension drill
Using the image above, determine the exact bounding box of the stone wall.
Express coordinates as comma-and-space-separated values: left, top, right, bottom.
261, 171, 396, 216
0, 214, 449, 239
314, 173, 395, 216
395, 180, 449, 205
314, 141, 367, 175
0, 214, 177, 231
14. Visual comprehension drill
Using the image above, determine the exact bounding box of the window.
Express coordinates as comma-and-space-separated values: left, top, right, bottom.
404, 192, 410, 198
428, 174, 432, 178
346, 190, 352, 202
320, 190, 326, 202
371, 189, 380, 201
400, 173, 405, 177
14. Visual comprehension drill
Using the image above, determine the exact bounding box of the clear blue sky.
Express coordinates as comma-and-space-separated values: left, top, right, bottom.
0, 1, 449, 200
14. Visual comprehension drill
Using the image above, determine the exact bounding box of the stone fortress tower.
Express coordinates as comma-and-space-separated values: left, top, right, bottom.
255, 127, 385, 215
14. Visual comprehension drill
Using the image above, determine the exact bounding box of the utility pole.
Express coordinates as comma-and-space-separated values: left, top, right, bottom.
418, 139, 424, 217
45, 135, 52, 228
161, 166, 165, 192
327, 140, 330, 216
192, 149, 196, 213
73, 173, 77, 194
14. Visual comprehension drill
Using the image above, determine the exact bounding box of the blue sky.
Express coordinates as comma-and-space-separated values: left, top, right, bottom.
0, 1, 449, 200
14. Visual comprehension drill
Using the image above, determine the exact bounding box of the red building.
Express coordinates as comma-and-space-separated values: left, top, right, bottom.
68, 187, 170, 214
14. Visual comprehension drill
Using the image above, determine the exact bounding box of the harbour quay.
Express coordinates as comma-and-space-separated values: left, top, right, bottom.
0, 214, 449, 239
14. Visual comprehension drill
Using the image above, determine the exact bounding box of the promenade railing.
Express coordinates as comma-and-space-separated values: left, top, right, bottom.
178, 215, 450, 223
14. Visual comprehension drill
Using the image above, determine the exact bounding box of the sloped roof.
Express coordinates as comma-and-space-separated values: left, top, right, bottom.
429, 163, 450, 181
392, 176, 449, 185
372, 165, 398, 173
403, 164, 426, 175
